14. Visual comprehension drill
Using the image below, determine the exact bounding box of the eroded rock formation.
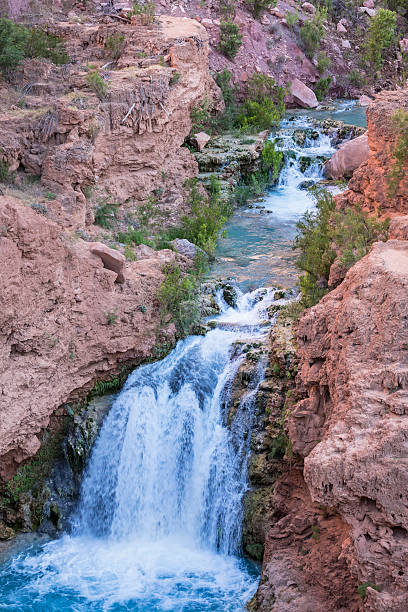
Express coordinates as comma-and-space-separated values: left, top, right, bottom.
0, 15, 218, 229
0, 196, 181, 480
336, 89, 408, 217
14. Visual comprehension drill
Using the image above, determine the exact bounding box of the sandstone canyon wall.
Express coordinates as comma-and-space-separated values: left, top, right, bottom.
0, 15, 217, 480
251, 90, 408, 612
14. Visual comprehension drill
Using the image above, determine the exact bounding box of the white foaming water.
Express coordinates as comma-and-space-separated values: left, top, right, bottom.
262, 117, 336, 219
0, 288, 280, 611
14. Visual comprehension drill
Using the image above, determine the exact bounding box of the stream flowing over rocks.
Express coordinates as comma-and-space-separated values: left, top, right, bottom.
0, 102, 374, 610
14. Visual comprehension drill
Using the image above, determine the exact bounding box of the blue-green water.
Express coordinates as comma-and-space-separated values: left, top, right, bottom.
211, 101, 367, 290
0, 101, 367, 611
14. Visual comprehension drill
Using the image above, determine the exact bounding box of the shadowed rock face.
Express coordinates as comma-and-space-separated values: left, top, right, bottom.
0, 196, 180, 480
290, 239, 408, 611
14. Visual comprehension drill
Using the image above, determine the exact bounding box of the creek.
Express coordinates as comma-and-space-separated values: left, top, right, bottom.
0, 102, 366, 611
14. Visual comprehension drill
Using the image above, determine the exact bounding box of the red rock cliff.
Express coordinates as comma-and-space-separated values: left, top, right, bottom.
337, 89, 408, 218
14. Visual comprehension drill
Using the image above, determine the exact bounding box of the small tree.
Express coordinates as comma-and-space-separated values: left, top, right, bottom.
219, 20, 243, 60
239, 73, 285, 131
86, 66, 109, 100
247, 0, 277, 19
364, 8, 397, 69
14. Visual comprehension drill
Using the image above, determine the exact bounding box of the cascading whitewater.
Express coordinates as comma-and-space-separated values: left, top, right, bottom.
0, 287, 279, 611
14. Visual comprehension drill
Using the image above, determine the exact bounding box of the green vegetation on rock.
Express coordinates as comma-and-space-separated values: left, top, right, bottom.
219, 20, 243, 59
388, 109, 408, 195
246, 0, 277, 19
295, 189, 389, 307
0, 18, 68, 74
364, 8, 397, 69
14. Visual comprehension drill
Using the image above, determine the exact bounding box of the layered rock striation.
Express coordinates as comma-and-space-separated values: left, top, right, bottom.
0, 15, 218, 229
336, 89, 408, 217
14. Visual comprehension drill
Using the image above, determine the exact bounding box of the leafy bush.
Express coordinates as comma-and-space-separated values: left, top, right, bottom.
191, 98, 213, 133
286, 10, 299, 29
105, 32, 125, 61
129, 1, 155, 24
316, 51, 331, 73
364, 8, 397, 69
158, 262, 201, 336
300, 22, 322, 59
239, 73, 285, 131
357, 582, 382, 600
0, 18, 68, 74
349, 68, 366, 88
169, 71, 181, 85
25, 28, 69, 64
300, 7, 327, 59
246, 0, 277, 19
94, 198, 120, 228
0, 151, 15, 184
314, 75, 332, 101
86, 66, 109, 100
180, 176, 232, 256
388, 109, 408, 195
219, 20, 243, 60
295, 190, 389, 307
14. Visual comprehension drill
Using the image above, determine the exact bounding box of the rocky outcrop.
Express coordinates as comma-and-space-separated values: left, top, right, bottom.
325, 133, 369, 179
336, 89, 408, 217
0, 196, 180, 481
288, 240, 408, 611
0, 16, 218, 229
247, 308, 360, 612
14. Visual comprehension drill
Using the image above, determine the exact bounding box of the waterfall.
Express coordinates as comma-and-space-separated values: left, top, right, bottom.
0, 287, 279, 611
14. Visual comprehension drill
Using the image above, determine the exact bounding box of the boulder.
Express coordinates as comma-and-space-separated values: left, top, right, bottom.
358, 94, 372, 106
325, 134, 369, 179
389, 216, 408, 240
358, 6, 377, 16
337, 22, 347, 33
89, 242, 126, 283
341, 39, 351, 49
133, 244, 156, 259
170, 238, 205, 259
302, 2, 316, 14
193, 131, 211, 152
290, 78, 318, 109
363, 0, 375, 7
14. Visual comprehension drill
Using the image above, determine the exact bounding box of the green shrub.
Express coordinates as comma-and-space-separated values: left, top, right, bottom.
190, 98, 213, 133
295, 190, 389, 307
247, 0, 277, 19
300, 7, 327, 59
239, 73, 285, 131
158, 262, 201, 336
364, 8, 396, 69
388, 109, 408, 195
129, 1, 155, 24
86, 66, 109, 100
169, 71, 181, 85
261, 139, 284, 181
314, 75, 332, 101
105, 32, 125, 61
94, 198, 120, 228
349, 68, 366, 88
180, 176, 232, 256
316, 51, 331, 72
25, 28, 69, 64
286, 10, 299, 29
219, 20, 243, 60
0, 151, 15, 184
0, 18, 68, 74
117, 227, 151, 247
357, 582, 382, 600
